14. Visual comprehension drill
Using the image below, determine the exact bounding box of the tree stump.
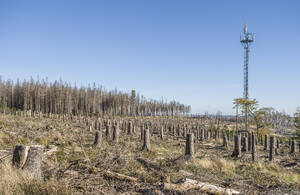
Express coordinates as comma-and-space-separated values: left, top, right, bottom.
105, 125, 111, 139
264, 135, 268, 151
177, 125, 180, 137
142, 128, 151, 151
13, 145, 44, 180
251, 133, 256, 161
242, 136, 248, 152
207, 130, 211, 140
248, 133, 252, 152
214, 129, 218, 140
204, 129, 208, 140
200, 129, 204, 141
185, 133, 194, 158
222, 132, 228, 150
291, 139, 295, 154
12, 145, 30, 168
232, 135, 241, 157
275, 137, 279, 155
113, 125, 119, 143
94, 130, 102, 147
269, 136, 274, 162
128, 121, 133, 135
160, 126, 164, 140
140, 125, 144, 140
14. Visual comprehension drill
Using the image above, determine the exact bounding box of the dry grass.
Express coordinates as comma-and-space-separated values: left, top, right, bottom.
194, 157, 236, 175
0, 162, 71, 195
252, 161, 300, 184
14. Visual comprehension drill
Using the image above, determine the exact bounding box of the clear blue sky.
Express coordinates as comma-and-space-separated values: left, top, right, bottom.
0, 0, 299, 115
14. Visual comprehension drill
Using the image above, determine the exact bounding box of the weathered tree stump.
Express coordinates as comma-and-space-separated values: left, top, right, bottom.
105, 125, 111, 139
94, 130, 102, 147
242, 136, 248, 152
12, 145, 44, 180
222, 132, 228, 150
275, 137, 279, 155
160, 126, 164, 140
200, 129, 204, 141
172, 126, 175, 136
232, 135, 241, 157
248, 133, 252, 152
207, 130, 211, 140
185, 133, 195, 158
251, 133, 256, 161
183, 127, 187, 137
264, 135, 268, 151
140, 125, 144, 140
214, 129, 218, 140
177, 125, 180, 137
142, 128, 151, 151
127, 121, 133, 135
12, 145, 30, 168
269, 136, 274, 162
290, 139, 295, 154
113, 125, 119, 143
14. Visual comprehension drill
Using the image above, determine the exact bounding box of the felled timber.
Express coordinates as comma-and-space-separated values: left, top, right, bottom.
164, 178, 240, 195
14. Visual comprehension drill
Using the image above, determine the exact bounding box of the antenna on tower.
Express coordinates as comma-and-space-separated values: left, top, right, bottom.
240, 23, 255, 132
243, 23, 247, 34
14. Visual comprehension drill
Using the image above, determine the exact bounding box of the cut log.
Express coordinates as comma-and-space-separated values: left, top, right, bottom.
164, 178, 240, 195
104, 170, 138, 182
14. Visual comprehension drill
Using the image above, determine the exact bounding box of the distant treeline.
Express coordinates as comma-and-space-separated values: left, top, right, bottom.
0, 77, 190, 116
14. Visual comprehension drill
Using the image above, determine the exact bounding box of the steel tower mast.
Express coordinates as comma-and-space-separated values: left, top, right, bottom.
240, 23, 255, 132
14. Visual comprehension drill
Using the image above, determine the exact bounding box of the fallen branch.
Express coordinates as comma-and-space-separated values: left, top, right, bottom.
135, 157, 168, 173
104, 170, 138, 182
164, 178, 240, 195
